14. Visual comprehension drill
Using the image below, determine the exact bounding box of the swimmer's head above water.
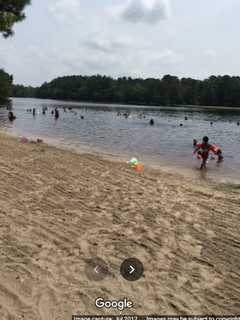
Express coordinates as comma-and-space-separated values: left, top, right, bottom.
202, 136, 209, 144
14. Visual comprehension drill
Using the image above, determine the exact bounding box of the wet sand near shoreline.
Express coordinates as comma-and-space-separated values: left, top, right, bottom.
0, 132, 239, 319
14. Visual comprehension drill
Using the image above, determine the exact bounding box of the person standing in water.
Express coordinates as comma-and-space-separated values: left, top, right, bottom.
33, 108, 36, 116
149, 119, 154, 126
8, 111, 16, 121
54, 108, 59, 119
194, 136, 224, 170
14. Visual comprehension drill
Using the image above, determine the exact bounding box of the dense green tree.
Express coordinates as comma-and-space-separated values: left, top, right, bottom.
0, 0, 31, 37
161, 75, 182, 105
0, 69, 13, 104
11, 84, 36, 97
0, 0, 31, 104
11, 74, 240, 107
181, 78, 200, 105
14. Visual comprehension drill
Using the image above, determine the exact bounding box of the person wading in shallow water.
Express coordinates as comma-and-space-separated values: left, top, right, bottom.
8, 111, 16, 121
149, 119, 154, 126
54, 108, 59, 119
194, 136, 224, 170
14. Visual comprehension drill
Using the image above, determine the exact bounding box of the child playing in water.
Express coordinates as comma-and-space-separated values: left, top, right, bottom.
194, 136, 224, 170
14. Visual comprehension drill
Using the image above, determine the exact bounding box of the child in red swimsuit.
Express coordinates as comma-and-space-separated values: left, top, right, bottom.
194, 136, 224, 170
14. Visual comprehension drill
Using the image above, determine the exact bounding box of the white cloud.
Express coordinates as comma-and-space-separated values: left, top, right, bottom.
84, 37, 130, 54
49, 0, 82, 21
204, 49, 217, 58
113, 0, 171, 24
0, 54, 6, 68
147, 49, 182, 65
76, 34, 182, 79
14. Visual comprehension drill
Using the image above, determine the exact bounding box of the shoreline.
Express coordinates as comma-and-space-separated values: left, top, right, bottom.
0, 131, 240, 317
3, 129, 240, 187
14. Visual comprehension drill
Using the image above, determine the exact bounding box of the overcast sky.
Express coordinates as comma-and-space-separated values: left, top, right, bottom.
0, 0, 240, 86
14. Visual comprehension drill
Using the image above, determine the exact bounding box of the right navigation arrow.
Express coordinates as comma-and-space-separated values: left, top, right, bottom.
120, 258, 144, 282
129, 265, 135, 275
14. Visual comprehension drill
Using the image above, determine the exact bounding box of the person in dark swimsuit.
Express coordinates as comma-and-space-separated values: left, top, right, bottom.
8, 111, 16, 121
54, 108, 59, 119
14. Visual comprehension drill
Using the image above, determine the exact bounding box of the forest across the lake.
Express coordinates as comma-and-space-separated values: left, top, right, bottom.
10, 74, 240, 107
0, 69, 13, 104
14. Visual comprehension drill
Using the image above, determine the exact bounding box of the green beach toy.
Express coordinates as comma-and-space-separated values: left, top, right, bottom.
128, 158, 139, 166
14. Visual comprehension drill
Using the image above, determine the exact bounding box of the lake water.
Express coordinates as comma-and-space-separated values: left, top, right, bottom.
1, 98, 240, 183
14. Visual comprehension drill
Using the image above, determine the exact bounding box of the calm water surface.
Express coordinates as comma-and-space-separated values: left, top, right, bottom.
1, 98, 240, 182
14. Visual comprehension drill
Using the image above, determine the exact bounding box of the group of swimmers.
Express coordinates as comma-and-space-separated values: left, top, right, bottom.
26, 106, 60, 119
27, 108, 36, 116
25, 106, 85, 120
117, 111, 131, 119
116, 111, 156, 126
116, 111, 240, 129
40, 106, 59, 118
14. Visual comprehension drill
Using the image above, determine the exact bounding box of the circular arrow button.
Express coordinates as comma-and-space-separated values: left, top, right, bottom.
120, 258, 144, 282
85, 257, 109, 281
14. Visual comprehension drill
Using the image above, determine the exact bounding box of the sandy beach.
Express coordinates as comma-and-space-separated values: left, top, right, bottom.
0, 131, 239, 319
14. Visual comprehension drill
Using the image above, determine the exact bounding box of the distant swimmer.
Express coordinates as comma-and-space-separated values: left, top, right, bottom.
210, 121, 213, 126
81, 116, 84, 119
51, 110, 54, 115
54, 108, 59, 119
193, 139, 198, 147
194, 136, 224, 170
8, 111, 16, 121
180, 123, 183, 127
149, 119, 154, 126
237, 122, 240, 126
33, 108, 36, 116
185, 116, 188, 120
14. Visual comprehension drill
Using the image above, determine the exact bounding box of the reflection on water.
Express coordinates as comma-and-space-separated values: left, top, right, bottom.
1, 98, 240, 182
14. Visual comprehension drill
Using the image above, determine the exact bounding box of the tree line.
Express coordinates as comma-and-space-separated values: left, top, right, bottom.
0, 0, 31, 37
11, 74, 240, 107
0, 0, 30, 104
0, 69, 13, 104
